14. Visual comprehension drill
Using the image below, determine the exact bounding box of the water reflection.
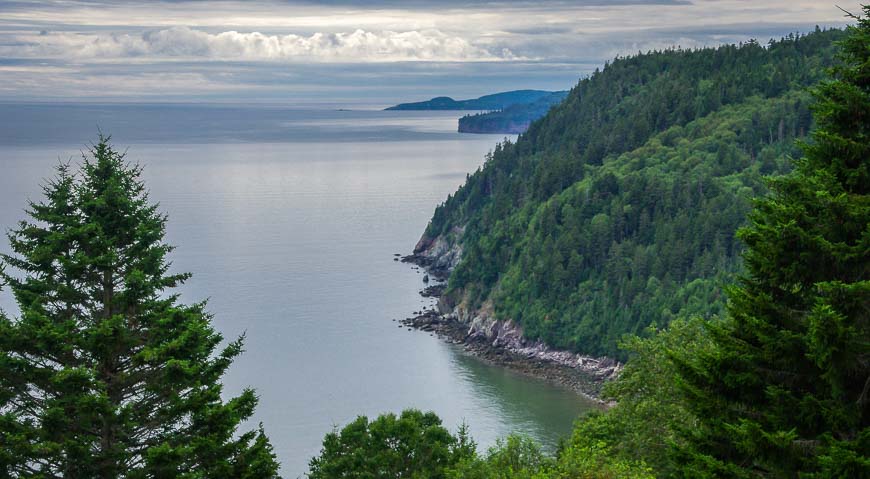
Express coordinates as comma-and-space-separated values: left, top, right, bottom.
447, 345, 600, 450
0, 104, 597, 476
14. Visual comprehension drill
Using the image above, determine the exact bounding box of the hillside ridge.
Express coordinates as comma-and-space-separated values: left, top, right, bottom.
413, 28, 845, 360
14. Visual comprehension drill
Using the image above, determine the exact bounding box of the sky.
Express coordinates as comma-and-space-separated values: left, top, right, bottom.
0, 0, 859, 107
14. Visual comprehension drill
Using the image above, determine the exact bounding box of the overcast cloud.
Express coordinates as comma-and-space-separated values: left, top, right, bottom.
5, 27, 518, 62
0, 0, 859, 105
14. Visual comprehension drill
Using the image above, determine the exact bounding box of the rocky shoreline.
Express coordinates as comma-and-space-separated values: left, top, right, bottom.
399, 250, 620, 404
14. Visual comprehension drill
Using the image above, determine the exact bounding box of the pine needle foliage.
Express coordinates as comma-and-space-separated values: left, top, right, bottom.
0, 136, 281, 478
673, 8, 870, 477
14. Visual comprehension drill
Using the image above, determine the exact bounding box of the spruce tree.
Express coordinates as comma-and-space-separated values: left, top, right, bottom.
674, 7, 870, 477
0, 137, 281, 478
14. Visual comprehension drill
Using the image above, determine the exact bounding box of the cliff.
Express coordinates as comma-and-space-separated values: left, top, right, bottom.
404, 231, 620, 396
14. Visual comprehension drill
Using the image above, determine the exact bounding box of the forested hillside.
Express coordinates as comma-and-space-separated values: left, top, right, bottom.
318, 12, 870, 477
419, 28, 846, 358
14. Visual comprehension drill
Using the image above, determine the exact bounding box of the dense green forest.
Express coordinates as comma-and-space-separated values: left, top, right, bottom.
422, 27, 847, 359
313, 11, 869, 477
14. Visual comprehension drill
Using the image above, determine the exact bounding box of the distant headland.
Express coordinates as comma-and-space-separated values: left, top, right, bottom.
385, 89, 569, 134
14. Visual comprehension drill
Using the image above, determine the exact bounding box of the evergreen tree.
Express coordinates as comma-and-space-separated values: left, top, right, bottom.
308, 409, 474, 479
674, 8, 870, 477
0, 137, 280, 478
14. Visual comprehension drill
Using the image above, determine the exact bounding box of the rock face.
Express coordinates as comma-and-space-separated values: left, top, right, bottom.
402, 227, 464, 281
443, 299, 621, 382
406, 229, 622, 393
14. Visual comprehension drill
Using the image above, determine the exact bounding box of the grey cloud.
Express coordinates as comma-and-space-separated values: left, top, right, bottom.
0, 0, 858, 103
500, 25, 578, 35
2, 26, 521, 62
645, 21, 850, 38
289, 0, 690, 6
479, 18, 852, 65
0, 0, 691, 11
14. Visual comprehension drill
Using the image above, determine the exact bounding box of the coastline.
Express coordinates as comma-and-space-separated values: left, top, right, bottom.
399, 252, 620, 405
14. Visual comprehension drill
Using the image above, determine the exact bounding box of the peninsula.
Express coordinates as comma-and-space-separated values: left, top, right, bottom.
386, 89, 569, 133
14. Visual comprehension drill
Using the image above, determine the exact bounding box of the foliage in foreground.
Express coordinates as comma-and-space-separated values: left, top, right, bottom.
0, 138, 280, 477
311, 9, 870, 477
309, 411, 654, 479
671, 7, 870, 476
560, 8, 870, 477
569, 318, 712, 477
308, 409, 475, 479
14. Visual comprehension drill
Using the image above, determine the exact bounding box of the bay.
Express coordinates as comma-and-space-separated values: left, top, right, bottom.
0, 104, 597, 477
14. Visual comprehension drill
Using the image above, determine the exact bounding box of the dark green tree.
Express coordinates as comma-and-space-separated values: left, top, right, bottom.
445, 433, 655, 479
0, 137, 280, 478
569, 318, 713, 477
446, 435, 555, 479
308, 409, 474, 479
674, 8, 870, 477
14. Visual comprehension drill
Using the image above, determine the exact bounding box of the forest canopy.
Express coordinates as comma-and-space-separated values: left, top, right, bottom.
422, 27, 847, 359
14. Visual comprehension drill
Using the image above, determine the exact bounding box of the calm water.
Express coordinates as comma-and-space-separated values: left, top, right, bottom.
0, 104, 597, 477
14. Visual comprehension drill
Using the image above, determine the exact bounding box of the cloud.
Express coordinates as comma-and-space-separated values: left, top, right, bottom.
3, 26, 521, 62
290, 0, 690, 6
0, 0, 858, 102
